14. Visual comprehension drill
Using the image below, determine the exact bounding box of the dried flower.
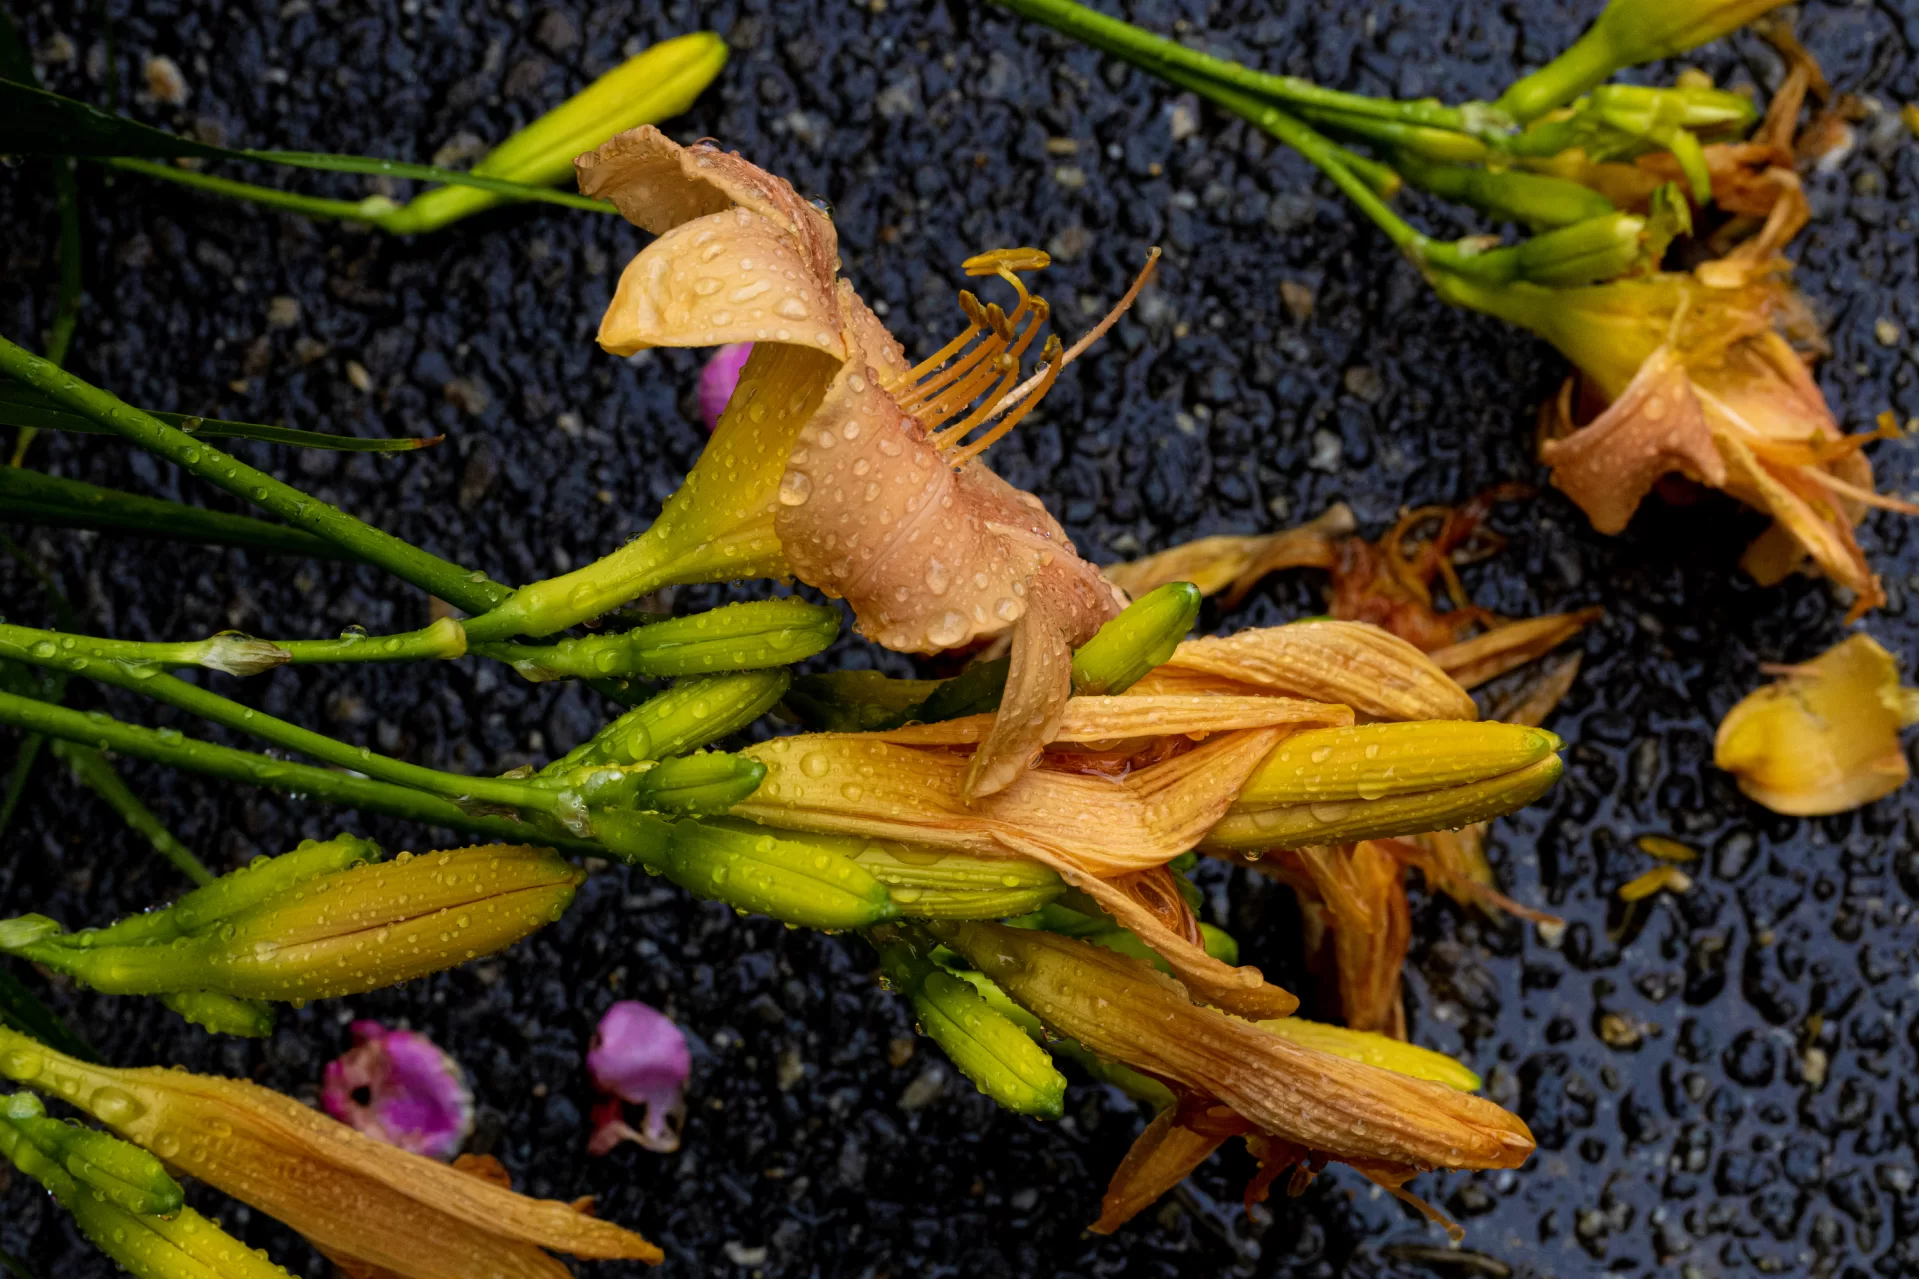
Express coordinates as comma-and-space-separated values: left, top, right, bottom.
931, 920, 1532, 1233
697, 342, 753, 432
0, 1025, 663, 1276
323, 1022, 475, 1161
1714, 633, 1919, 815
586, 1001, 691, 1156
544, 127, 1153, 797
1619, 865, 1693, 901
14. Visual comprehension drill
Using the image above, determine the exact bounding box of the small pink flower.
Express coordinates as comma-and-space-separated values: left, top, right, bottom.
586, 1000, 689, 1156
697, 343, 754, 432
321, 1021, 474, 1161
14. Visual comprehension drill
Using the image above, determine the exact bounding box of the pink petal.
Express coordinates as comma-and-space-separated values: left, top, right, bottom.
698, 343, 754, 432
320, 1020, 474, 1161
586, 1001, 689, 1156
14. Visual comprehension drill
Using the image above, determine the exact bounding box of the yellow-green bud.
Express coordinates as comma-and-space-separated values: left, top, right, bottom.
664, 818, 899, 930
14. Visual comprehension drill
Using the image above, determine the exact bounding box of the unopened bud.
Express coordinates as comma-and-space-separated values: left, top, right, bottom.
783, 669, 945, 733
543, 671, 790, 771
663, 818, 898, 930
159, 991, 278, 1038
1071, 582, 1201, 695
3, 1091, 184, 1215
1238, 721, 1561, 807
481, 598, 839, 682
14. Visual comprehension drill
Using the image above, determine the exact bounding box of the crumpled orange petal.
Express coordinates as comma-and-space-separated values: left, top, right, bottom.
1092, 1105, 1238, 1234
862, 693, 1351, 747
1539, 345, 1727, 534
1428, 609, 1604, 690
1101, 504, 1356, 603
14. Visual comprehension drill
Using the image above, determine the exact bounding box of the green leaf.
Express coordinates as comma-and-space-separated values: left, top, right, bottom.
0, 964, 97, 1063
0, 468, 356, 560
0, 78, 614, 214
0, 382, 441, 452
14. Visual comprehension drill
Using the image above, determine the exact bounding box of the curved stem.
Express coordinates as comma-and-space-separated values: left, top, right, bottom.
0, 688, 593, 853
990, 0, 1507, 136
0, 335, 511, 615
100, 158, 401, 228
48, 740, 213, 885
0, 626, 552, 814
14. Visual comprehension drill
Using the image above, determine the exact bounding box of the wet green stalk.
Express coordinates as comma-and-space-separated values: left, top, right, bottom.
48, 739, 213, 885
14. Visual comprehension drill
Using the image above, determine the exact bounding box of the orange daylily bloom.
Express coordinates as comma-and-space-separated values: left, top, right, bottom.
0, 1027, 661, 1278
576, 127, 1140, 799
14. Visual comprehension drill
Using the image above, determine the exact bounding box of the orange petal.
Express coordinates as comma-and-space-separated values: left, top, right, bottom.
866, 693, 1351, 747
1427, 608, 1603, 691
963, 604, 1076, 800
1091, 1107, 1235, 1234
1538, 345, 1726, 535
1152, 621, 1477, 722
1100, 504, 1354, 602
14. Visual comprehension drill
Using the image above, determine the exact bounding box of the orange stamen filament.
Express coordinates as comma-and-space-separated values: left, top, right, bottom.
949, 336, 1063, 468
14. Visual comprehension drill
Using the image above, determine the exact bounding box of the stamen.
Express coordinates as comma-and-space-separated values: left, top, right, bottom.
962, 247, 1051, 275
949, 335, 1064, 468
989, 248, 1160, 421
904, 292, 988, 382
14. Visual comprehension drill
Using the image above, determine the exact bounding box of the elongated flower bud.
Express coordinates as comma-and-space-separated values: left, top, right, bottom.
542, 671, 790, 772
1238, 721, 1561, 806
1070, 581, 1201, 695
57, 834, 384, 950
876, 930, 1066, 1119
1207, 755, 1564, 852
478, 598, 839, 682
630, 752, 767, 815
28, 846, 580, 1002
1393, 152, 1616, 231
850, 840, 1063, 919
383, 31, 729, 233
783, 669, 946, 733
662, 818, 899, 930
4, 1091, 183, 1215
0, 1095, 293, 1279
1257, 1019, 1482, 1091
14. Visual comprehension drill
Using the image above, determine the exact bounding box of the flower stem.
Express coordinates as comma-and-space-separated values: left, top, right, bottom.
0, 625, 553, 815
0, 468, 358, 561
0, 688, 594, 852
100, 158, 407, 229
1496, 26, 1623, 124
48, 739, 214, 885
0, 335, 510, 615
989, 0, 1508, 137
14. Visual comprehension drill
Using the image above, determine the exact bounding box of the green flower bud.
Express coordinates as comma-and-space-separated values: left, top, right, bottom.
158, 991, 278, 1038
0, 1096, 291, 1278
630, 752, 767, 816
477, 599, 839, 683
1393, 152, 1617, 230
849, 840, 1063, 919
1205, 755, 1565, 853
950, 969, 1175, 1110
20, 846, 581, 1002
542, 671, 790, 771
662, 818, 898, 930
55, 835, 384, 950
877, 933, 1065, 1119
1070, 582, 1201, 696
3, 1091, 183, 1215
783, 670, 944, 733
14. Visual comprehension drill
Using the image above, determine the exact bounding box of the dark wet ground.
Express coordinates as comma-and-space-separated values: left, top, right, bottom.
3, 0, 1919, 1275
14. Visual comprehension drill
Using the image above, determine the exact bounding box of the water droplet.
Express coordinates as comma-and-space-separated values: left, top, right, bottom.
777, 471, 813, 506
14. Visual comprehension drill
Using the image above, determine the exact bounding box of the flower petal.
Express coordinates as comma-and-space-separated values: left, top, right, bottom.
961, 603, 1075, 801
1538, 345, 1726, 534
1090, 1106, 1235, 1234
862, 693, 1351, 747
1139, 621, 1477, 722
1714, 633, 1915, 815
1427, 609, 1603, 690
698, 343, 754, 432
321, 1023, 474, 1162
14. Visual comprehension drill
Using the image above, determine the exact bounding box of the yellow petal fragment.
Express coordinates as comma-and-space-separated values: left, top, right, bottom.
1619, 865, 1694, 902
1635, 834, 1699, 863
1714, 633, 1917, 815
1256, 1017, 1482, 1092
1143, 621, 1477, 722
1101, 504, 1355, 602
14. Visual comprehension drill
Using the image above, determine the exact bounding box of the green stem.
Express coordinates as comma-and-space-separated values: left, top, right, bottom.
0, 467, 357, 560
48, 739, 214, 885
0, 335, 509, 614
274, 618, 469, 665
990, 0, 1508, 136
0, 964, 97, 1063
0, 625, 553, 814
101, 157, 410, 228
1496, 26, 1621, 123
9, 155, 84, 468
0, 688, 592, 852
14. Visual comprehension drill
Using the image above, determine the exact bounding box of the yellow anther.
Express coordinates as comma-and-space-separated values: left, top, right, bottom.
962, 247, 1051, 276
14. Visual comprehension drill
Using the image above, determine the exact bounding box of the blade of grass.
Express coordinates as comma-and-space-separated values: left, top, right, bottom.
0, 468, 357, 560
0, 381, 444, 452
0, 965, 98, 1063
47, 739, 214, 885
0, 335, 510, 614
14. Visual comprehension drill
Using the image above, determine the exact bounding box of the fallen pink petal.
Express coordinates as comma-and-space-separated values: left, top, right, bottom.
320, 1020, 474, 1161
697, 342, 754, 432
587, 1000, 690, 1155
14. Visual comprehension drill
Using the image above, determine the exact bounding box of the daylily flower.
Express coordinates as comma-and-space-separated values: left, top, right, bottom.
1434, 267, 1902, 618
931, 920, 1533, 1234
586, 1000, 691, 1156
697, 343, 754, 432
484, 126, 1153, 799
0, 1025, 664, 1277
323, 1021, 475, 1160
1715, 633, 1919, 815
1257, 841, 1409, 1036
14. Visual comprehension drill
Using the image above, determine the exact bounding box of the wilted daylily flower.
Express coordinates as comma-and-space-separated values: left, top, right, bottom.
586, 1000, 691, 1156
323, 1022, 475, 1161
481, 126, 1152, 799
698, 342, 754, 432
1435, 267, 1904, 617
931, 920, 1532, 1235
1715, 633, 1919, 815
0, 1025, 664, 1277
